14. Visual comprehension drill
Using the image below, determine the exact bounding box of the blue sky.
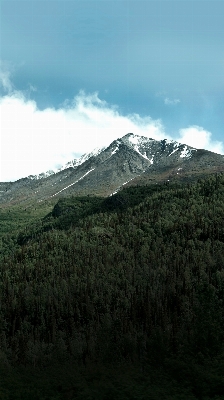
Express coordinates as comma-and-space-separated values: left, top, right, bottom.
0, 0, 224, 181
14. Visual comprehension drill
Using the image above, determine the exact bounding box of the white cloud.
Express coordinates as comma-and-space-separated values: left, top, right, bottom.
0, 81, 167, 181
0, 67, 223, 182
176, 126, 224, 155
164, 97, 180, 105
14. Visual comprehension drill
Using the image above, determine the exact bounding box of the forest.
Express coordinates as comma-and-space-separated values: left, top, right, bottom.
0, 173, 224, 399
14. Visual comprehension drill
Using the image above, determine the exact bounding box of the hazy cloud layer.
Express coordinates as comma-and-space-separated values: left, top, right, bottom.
164, 98, 181, 105
0, 71, 223, 182
0, 62, 13, 93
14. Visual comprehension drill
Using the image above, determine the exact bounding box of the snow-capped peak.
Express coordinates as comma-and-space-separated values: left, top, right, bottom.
27, 134, 199, 182
120, 133, 155, 162
75, 146, 106, 166
27, 146, 106, 180
56, 146, 106, 173
128, 134, 140, 145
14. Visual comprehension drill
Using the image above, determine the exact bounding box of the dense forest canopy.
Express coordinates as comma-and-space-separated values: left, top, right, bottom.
0, 173, 224, 399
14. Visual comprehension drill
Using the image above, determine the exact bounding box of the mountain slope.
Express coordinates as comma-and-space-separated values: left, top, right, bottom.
1, 174, 224, 399
1, 132, 224, 206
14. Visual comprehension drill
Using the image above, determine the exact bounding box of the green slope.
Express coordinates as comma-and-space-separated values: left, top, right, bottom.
0, 174, 224, 399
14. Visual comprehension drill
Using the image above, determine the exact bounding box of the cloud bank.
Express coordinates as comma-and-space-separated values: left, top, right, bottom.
0, 69, 223, 182
176, 126, 224, 155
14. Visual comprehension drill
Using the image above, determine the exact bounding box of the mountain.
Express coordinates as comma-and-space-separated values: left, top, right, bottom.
1, 132, 224, 206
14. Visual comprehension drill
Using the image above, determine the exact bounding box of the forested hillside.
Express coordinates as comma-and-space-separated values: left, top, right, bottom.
0, 174, 224, 399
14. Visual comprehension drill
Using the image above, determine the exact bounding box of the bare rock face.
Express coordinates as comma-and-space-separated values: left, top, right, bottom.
1, 133, 224, 206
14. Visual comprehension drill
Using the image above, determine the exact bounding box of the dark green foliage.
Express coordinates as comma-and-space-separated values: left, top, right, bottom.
16, 183, 172, 244
1, 173, 224, 398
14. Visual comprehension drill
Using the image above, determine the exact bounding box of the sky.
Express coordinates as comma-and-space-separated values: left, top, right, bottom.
0, 0, 224, 182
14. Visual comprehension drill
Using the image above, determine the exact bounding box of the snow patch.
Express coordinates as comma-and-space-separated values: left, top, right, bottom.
110, 176, 136, 196
58, 146, 106, 172
75, 147, 105, 166
140, 150, 150, 161
132, 145, 153, 162
110, 190, 118, 196
168, 148, 178, 157
122, 177, 135, 186
149, 155, 154, 164
180, 146, 193, 158
125, 134, 155, 163
133, 145, 148, 160
128, 134, 140, 145
165, 139, 176, 145
111, 146, 119, 156
28, 170, 56, 180
50, 168, 95, 197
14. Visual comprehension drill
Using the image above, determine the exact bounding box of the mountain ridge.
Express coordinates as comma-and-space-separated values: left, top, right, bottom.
0, 132, 224, 206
